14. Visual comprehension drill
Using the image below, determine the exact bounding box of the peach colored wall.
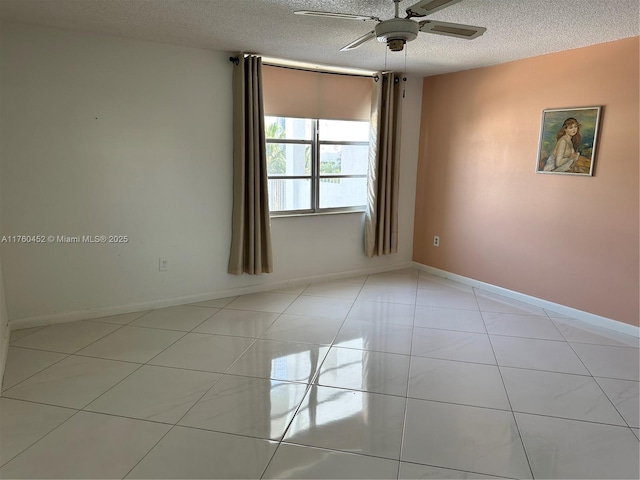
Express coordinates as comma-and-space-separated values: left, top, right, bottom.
413, 37, 639, 327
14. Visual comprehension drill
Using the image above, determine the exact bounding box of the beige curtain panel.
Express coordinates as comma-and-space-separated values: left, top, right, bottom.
228, 55, 273, 275
365, 73, 403, 258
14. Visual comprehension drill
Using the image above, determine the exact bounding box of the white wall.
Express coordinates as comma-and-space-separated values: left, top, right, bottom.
0, 22, 421, 326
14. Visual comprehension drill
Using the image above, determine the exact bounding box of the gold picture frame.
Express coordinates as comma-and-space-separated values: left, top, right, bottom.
536, 106, 602, 176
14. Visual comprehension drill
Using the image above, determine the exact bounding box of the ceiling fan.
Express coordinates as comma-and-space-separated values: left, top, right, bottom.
295, 0, 486, 52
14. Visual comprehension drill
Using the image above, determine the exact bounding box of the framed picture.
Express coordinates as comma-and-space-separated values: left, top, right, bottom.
536, 106, 602, 176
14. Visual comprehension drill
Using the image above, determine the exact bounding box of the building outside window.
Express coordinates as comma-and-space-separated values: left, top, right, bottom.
265, 116, 369, 214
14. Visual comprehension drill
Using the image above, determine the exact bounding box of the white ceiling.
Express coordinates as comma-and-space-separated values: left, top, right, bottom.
1, 0, 638, 76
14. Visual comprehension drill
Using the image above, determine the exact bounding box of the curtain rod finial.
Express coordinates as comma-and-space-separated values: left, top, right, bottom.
229, 56, 240, 65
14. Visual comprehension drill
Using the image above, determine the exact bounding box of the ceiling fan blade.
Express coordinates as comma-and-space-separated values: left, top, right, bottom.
294, 10, 379, 22
406, 0, 464, 18
419, 20, 486, 39
340, 31, 377, 51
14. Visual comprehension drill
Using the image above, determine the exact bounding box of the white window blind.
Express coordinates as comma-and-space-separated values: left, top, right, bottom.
262, 65, 373, 122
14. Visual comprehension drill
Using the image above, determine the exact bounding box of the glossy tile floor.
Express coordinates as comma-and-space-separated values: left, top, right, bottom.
1, 269, 639, 479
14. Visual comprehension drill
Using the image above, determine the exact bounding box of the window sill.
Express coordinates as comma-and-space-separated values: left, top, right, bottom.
270, 209, 366, 219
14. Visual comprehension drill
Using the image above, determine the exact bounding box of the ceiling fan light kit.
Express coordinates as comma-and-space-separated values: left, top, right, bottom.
375, 18, 419, 52
294, 0, 485, 53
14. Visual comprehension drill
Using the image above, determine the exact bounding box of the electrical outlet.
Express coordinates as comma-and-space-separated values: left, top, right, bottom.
433, 236, 440, 247
159, 258, 168, 271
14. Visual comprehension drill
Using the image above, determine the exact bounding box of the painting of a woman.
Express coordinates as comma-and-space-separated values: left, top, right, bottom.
537, 107, 601, 176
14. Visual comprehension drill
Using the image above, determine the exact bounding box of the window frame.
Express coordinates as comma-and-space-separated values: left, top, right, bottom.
266, 117, 369, 216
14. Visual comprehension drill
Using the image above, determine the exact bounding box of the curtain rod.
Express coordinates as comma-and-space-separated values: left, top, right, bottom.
261, 62, 376, 79
228, 55, 376, 79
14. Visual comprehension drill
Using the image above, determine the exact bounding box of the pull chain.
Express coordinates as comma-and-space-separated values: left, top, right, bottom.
403, 44, 408, 98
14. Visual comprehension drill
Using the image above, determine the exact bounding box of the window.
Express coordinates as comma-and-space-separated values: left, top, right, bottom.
265, 116, 369, 214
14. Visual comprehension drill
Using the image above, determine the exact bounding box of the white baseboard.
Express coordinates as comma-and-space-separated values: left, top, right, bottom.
413, 262, 639, 339
9, 261, 413, 331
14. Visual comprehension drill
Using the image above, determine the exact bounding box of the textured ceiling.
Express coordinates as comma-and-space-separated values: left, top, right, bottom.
1, 0, 638, 75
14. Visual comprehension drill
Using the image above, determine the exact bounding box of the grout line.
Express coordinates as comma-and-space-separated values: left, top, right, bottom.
259, 275, 371, 478
396, 286, 418, 478
1, 350, 72, 393
509, 408, 633, 429
591, 376, 638, 430
0, 405, 84, 469
266, 441, 403, 471
474, 291, 536, 478
122, 423, 176, 478
7, 326, 46, 344
398, 459, 517, 479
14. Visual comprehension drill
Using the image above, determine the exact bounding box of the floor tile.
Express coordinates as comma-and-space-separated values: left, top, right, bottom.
225, 292, 297, 313
482, 312, 564, 340
268, 284, 309, 296
10, 320, 121, 353
260, 314, 344, 345
9, 326, 45, 343
270, 284, 308, 295
415, 290, 479, 310
3, 269, 637, 479
263, 443, 399, 479
190, 296, 237, 308
501, 367, 625, 425
85, 365, 221, 424
316, 347, 410, 396
364, 277, 419, 290
399, 462, 504, 479
552, 317, 640, 348
595, 377, 639, 427
490, 335, 589, 375
76, 326, 184, 363
2, 355, 139, 409
347, 301, 415, 326
474, 291, 545, 315
284, 296, 354, 319
335, 319, 413, 355
126, 426, 277, 479
402, 399, 532, 479
130, 305, 217, 331
1, 347, 66, 391
335, 274, 368, 285
408, 357, 510, 410
516, 412, 640, 479
178, 375, 308, 440
284, 385, 406, 460
366, 271, 419, 287
0, 398, 76, 466
149, 333, 254, 373
570, 343, 640, 381
91, 311, 150, 325
413, 306, 485, 333
302, 282, 363, 300
192, 308, 278, 337
412, 328, 496, 365
357, 285, 417, 305
544, 308, 572, 319
226, 339, 328, 383
417, 275, 473, 292
0, 411, 170, 479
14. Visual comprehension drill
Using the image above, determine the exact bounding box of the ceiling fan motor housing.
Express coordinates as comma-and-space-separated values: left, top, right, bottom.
375, 18, 419, 51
